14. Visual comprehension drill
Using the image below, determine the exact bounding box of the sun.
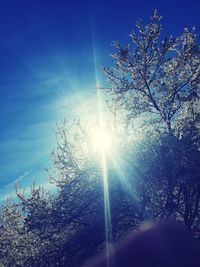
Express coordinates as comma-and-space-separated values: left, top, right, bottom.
90, 125, 113, 155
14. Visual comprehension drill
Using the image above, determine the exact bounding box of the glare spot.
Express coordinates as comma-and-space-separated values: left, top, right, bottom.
91, 126, 113, 155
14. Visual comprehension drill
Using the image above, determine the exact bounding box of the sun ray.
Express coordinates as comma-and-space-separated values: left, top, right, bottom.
90, 21, 114, 265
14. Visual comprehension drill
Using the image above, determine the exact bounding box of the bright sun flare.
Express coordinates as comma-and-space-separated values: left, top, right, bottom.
91, 126, 113, 155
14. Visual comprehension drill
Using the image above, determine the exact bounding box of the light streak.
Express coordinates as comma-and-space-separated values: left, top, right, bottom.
90, 19, 114, 266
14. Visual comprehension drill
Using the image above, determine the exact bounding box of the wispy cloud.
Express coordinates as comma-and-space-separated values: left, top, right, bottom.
0, 165, 56, 202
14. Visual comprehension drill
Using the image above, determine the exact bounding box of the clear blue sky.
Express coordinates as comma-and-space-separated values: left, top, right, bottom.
0, 0, 200, 200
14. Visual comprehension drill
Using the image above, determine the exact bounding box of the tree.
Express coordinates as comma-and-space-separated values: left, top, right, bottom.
0, 10, 200, 267
0, 199, 42, 266
102, 9, 200, 238
103, 9, 200, 134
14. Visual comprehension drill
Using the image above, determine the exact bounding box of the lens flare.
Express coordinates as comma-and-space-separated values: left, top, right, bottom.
91, 126, 113, 155
90, 19, 115, 265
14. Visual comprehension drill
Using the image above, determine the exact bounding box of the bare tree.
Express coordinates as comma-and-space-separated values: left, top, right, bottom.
103, 10, 200, 134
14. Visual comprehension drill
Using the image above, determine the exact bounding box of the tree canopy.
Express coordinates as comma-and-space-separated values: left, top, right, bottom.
0, 10, 200, 266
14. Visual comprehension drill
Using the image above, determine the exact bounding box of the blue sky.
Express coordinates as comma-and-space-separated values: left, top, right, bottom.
0, 0, 200, 200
